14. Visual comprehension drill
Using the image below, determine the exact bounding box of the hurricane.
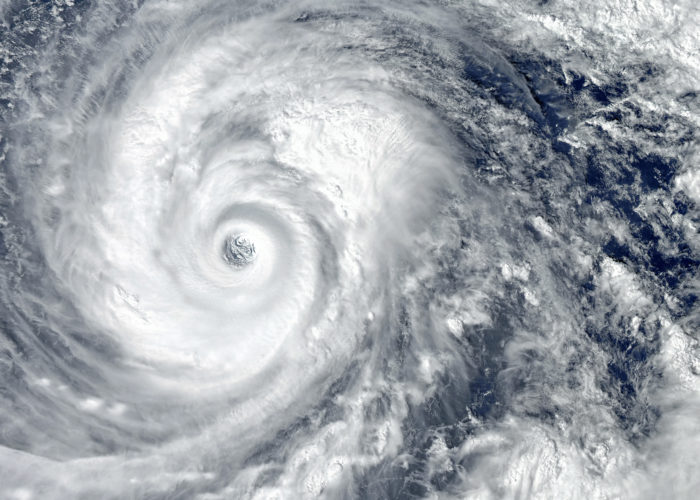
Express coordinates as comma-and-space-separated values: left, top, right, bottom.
1, 0, 698, 498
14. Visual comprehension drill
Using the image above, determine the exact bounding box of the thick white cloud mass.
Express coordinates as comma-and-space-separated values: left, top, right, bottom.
0, 0, 698, 498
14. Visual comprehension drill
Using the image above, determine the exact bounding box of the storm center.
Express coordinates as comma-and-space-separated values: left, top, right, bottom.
223, 233, 257, 268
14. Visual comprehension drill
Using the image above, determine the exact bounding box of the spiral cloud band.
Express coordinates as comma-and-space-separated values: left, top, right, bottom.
1, 0, 699, 498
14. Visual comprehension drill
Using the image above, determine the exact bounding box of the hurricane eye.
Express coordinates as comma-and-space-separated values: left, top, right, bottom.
223, 234, 257, 267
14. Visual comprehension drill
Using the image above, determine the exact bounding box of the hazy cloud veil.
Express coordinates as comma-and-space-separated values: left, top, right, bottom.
0, 0, 698, 498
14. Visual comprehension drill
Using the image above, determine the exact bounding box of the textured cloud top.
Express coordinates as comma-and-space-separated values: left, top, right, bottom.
0, 0, 698, 498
